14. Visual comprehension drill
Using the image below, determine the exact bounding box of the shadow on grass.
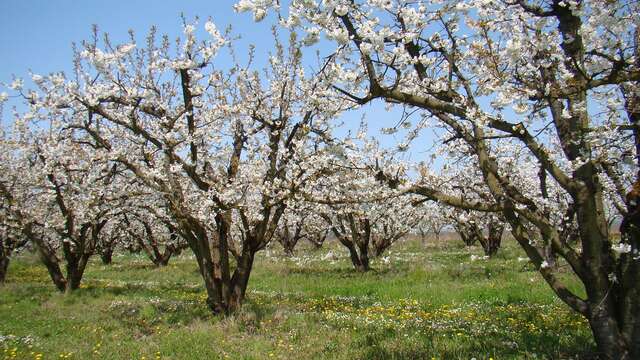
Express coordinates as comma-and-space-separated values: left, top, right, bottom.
352, 324, 596, 360
286, 265, 405, 278
77, 280, 204, 301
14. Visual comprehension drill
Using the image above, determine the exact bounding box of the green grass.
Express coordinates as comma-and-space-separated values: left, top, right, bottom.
0, 239, 595, 359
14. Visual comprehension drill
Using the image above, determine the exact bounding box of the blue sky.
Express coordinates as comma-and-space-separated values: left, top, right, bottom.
0, 1, 275, 83
0, 1, 435, 165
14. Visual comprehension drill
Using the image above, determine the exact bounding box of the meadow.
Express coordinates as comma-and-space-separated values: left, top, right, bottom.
0, 238, 595, 359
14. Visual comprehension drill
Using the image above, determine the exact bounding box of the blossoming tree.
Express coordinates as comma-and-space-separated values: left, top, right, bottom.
0, 134, 30, 284
238, 0, 640, 356
7, 23, 345, 313
0, 124, 124, 292
274, 202, 329, 255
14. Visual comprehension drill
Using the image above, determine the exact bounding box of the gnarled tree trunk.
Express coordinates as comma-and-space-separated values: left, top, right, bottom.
65, 253, 91, 292
277, 222, 300, 257
0, 254, 9, 284
229, 247, 256, 312
455, 223, 478, 247
307, 230, 328, 249
100, 248, 113, 265
479, 222, 504, 257
31, 235, 67, 292
329, 215, 372, 272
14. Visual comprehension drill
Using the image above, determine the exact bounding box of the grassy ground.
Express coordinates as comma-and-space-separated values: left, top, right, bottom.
0, 238, 595, 359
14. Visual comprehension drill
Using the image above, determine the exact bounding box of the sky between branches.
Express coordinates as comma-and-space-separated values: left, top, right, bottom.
0, 0, 439, 168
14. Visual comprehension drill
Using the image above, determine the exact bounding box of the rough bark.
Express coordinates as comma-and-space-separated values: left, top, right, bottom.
100, 248, 113, 265
182, 212, 265, 315
341, 241, 369, 272
70, 253, 91, 291
229, 249, 256, 312
330, 216, 372, 272
277, 223, 300, 256
456, 224, 477, 247
0, 255, 8, 284
32, 239, 67, 292
123, 215, 184, 267
307, 230, 328, 249
479, 222, 504, 257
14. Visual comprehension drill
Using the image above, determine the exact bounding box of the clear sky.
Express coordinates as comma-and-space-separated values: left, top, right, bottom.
0, 1, 435, 166
0, 1, 278, 83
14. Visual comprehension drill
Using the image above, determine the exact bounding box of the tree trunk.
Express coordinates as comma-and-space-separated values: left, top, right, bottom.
0, 238, 8, 284
0, 255, 9, 284
66, 271, 82, 293
156, 254, 171, 266
229, 250, 256, 312
279, 235, 296, 256
278, 225, 298, 256
307, 230, 327, 249
356, 240, 370, 272
100, 248, 113, 265
147, 247, 173, 267
185, 214, 235, 315
587, 306, 633, 360
340, 240, 369, 272
331, 220, 372, 272
357, 252, 370, 272
616, 189, 640, 359
283, 246, 295, 257
572, 163, 640, 359
631, 315, 640, 360
457, 226, 477, 246
65, 254, 90, 292
479, 223, 503, 257
39, 251, 67, 292
31, 239, 67, 292
345, 243, 364, 271
212, 214, 233, 313
175, 214, 227, 315
419, 228, 427, 245
194, 249, 227, 314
